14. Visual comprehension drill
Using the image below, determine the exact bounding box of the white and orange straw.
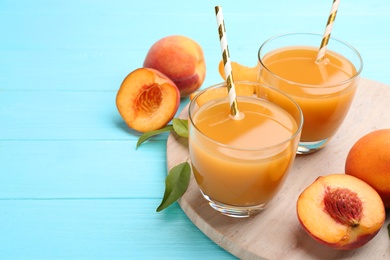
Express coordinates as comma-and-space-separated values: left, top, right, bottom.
215, 5, 240, 118
316, 0, 340, 62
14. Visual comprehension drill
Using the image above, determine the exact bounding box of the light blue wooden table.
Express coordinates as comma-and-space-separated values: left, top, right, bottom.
1, 1, 389, 259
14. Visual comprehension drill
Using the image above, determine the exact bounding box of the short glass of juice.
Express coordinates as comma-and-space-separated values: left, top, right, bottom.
188, 82, 303, 217
258, 33, 363, 154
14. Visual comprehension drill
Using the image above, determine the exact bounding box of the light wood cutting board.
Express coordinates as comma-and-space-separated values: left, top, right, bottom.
166, 78, 390, 260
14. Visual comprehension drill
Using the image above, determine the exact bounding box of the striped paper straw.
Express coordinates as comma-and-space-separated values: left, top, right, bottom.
316, 0, 340, 62
215, 5, 239, 118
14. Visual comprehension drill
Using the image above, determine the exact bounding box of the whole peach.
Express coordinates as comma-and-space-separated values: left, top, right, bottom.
345, 129, 390, 208
143, 35, 206, 97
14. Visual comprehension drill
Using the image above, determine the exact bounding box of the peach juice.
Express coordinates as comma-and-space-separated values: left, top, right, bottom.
258, 33, 362, 154
188, 82, 302, 217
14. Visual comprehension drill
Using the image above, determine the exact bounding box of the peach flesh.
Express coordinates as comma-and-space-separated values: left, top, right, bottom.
116, 68, 180, 133
189, 82, 255, 106
218, 60, 259, 82
296, 174, 385, 250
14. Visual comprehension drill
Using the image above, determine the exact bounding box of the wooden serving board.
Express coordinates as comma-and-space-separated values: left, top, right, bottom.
166, 78, 390, 260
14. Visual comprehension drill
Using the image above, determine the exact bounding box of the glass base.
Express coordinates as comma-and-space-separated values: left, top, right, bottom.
297, 139, 329, 154
201, 191, 267, 218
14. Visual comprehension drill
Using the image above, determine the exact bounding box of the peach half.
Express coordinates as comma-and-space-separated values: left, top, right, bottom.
143, 35, 206, 97
116, 68, 180, 133
218, 60, 260, 82
296, 174, 385, 250
189, 83, 255, 106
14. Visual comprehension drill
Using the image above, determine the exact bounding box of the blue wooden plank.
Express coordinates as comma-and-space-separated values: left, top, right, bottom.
0, 140, 175, 199
0, 199, 235, 259
0, 91, 129, 140
1, 1, 390, 91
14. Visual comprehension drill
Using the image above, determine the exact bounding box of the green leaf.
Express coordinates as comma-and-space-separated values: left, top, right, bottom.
136, 125, 173, 149
156, 162, 191, 212
172, 118, 188, 138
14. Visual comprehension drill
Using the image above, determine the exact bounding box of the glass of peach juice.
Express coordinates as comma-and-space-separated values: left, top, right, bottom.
188, 82, 303, 217
258, 33, 363, 154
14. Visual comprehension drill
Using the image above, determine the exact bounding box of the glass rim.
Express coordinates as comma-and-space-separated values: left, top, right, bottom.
257, 32, 363, 89
188, 81, 303, 152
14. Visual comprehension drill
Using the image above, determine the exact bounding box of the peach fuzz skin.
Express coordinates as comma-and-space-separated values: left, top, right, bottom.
143, 35, 206, 97
345, 129, 390, 208
296, 174, 385, 250
116, 68, 180, 133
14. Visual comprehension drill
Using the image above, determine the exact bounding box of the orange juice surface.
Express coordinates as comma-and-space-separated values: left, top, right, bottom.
260, 46, 358, 141
189, 96, 298, 206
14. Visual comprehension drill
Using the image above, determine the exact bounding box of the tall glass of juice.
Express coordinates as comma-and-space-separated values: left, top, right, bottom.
258, 33, 362, 154
188, 82, 303, 217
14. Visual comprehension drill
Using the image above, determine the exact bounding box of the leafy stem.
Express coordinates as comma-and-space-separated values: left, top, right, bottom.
136, 118, 188, 149
137, 118, 190, 211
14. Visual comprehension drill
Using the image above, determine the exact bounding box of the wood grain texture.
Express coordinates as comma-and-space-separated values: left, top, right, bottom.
0, 140, 167, 198
0, 199, 232, 259
167, 78, 390, 260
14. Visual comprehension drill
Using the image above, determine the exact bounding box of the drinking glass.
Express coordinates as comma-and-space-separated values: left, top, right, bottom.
188, 82, 303, 217
258, 33, 362, 154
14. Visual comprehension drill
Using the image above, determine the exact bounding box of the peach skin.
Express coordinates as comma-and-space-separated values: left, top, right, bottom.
143, 35, 206, 97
